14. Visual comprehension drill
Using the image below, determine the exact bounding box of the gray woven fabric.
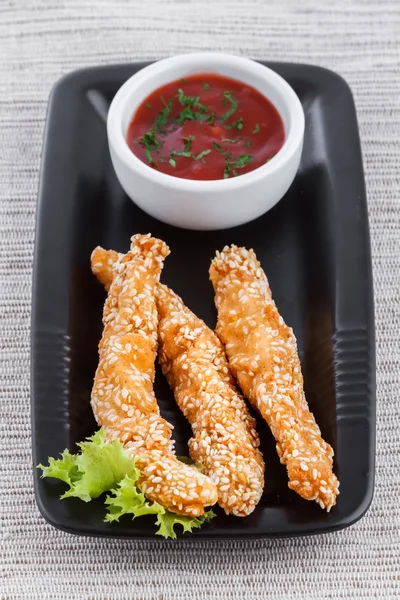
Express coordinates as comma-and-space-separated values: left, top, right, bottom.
1, 0, 399, 598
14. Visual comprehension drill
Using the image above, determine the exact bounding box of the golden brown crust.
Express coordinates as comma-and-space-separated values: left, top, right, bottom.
90, 234, 218, 516
156, 284, 265, 516
210, 245, 339, 511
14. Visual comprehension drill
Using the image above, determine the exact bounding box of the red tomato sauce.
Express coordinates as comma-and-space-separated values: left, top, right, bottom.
126, 73, 285, 181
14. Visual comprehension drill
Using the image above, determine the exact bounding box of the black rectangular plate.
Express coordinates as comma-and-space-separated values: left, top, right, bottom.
31, 61, 375, 539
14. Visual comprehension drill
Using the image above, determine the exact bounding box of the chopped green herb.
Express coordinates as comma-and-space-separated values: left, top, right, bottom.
145, 103, 153, 109
203, 112, 216, 124
223, 163, 231, 179
155, 100, 173, 130
220, 91, 238, 123
212, 142, 233, 160
141, 130, 161, 149
176, 106, 213, 125
193, 149, 211, 160
223, 153, 254, 178
221, 137, 241, 143
252, 123, 261, 134
145, 147, 153, 164
167, 146, 213, 165
202, 82, 211, 90
177, 88, 207, 112
233, 154, 253, 169
225, 117, 243, 130
177, 105, 196, 124
244, 138, 252, 148
177, 87, 192, 106
192, 111, 209, 121
171, 150, 192, 158
183, 135, 195, 153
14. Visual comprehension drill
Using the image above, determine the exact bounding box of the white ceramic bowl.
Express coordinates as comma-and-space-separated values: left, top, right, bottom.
107, 53, 304, 230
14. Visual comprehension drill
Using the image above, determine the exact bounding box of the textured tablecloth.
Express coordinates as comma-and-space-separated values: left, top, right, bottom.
1, 0, 399, 598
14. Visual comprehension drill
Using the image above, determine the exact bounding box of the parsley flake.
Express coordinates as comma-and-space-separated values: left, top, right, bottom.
170, 150, 192, 158
193, 149, 211, 160
177, 105, 196, 124
155, 100, 173, 130
141, 130, 161, 149
223, 154, 254, 178
225, 117, 243, 131
223, 163, 231, 179
220, 91, 238, 123
253, 123, 261, 134
212, 142, 233, 160
183, 135, 195, 153
233, 154, 253, 169
145, 147, 153, 164
177, 88, 207, 111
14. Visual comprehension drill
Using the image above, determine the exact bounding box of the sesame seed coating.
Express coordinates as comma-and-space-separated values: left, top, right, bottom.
209, 245, 339, 511
90, 234, 218, 517
156, 284, 265, 516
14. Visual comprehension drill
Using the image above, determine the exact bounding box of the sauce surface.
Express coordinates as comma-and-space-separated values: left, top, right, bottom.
127, 73, 285, 181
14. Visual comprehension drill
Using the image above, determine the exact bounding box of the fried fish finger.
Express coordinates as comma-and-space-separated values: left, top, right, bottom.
210, 245, 339, 511
90, 234, 218, 516
156, 284, 265, 516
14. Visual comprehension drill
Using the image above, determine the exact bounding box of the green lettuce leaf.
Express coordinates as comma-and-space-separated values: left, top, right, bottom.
104, 475, 165, 523
155, 509, 216, 540
105, 475, 216, 539
37, 428, 216, 538
37, 449, 81, 486
38, 429, 137, 502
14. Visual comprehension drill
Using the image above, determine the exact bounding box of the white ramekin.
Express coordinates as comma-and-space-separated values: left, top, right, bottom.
107, 53, 304, 230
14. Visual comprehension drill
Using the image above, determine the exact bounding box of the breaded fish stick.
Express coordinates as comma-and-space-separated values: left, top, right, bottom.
90, 234, 218, 516
210, 245, 339, 511
156, 284, 265, 516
